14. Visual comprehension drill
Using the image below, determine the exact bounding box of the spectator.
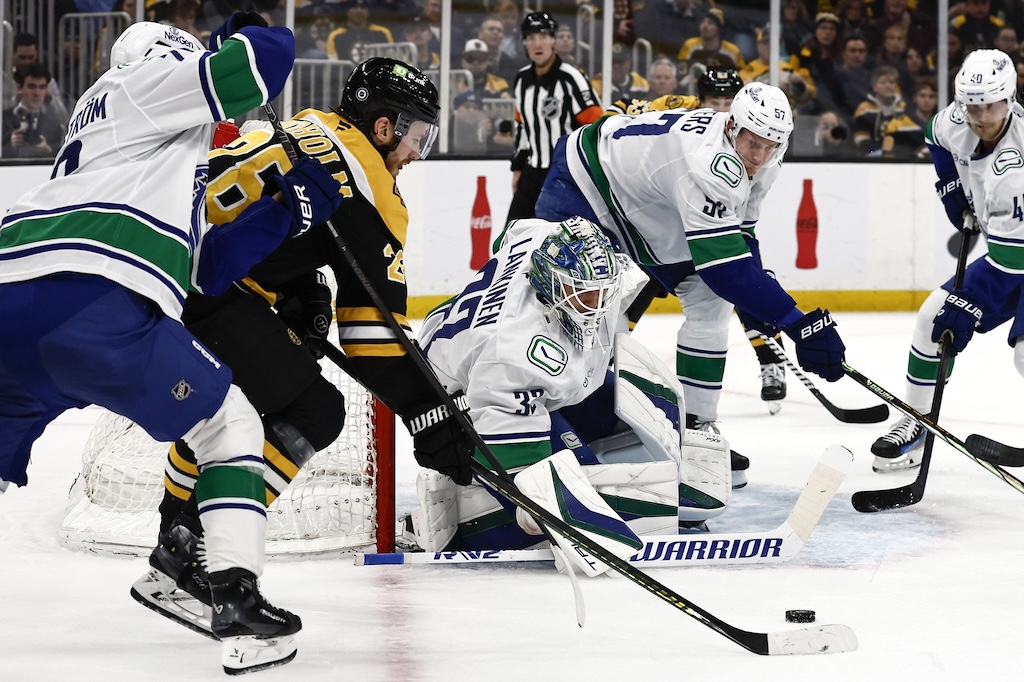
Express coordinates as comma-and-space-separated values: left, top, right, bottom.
451, 90, 509, 154
781, 0, 814, 57
419, 0, 463, 63
797, 12, 844, 114
294, 7, 339, 59
494, 0, 527, 73
903, 45, 934, 83
163, 0, 203, 42
376, 0, 418, 28
404, 17, 439, 70
633, 0, 714, 64
869, 0, 935, 56
851, 64, 905, 154
812, 109, 856, 158
994, 26, 1021, 64
944, 31, 968, 99
835, 34, 874, 118
326, 0, 394, 63
460, 38, 511, 97
478, 15, 519, 83
882, 76, 938, 159
952, 0, 1005, 52
591, 43, 649, 102
2, 63, 67, 159
4, 33, 70, 122
647, 57, 683, 97
875, 22, 915, 94
741, 27, 816, 107
678, 9, 746, 72
835, 0, 873, 46
554, 24, 578, 66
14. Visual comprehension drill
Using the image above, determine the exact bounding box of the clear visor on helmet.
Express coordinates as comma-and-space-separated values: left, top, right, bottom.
550, 270, 620, 348
394, 113, 439, 159
961, 99, 1010, 128
731, 125, 787, 170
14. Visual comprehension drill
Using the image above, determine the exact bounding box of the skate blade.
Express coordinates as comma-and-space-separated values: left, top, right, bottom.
130, 569, 216, 640
221, 634, 297, 675
767, 400, 782, 416
871, 453, 923, 474
731, 471, 748, 489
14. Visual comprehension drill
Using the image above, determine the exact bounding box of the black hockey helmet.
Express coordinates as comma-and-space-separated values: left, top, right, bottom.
698, 68, 744, 99
337, 57, 441, 157
521, 11, 557, 39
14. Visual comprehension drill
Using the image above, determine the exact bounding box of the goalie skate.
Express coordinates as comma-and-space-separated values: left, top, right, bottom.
212, 568, 302, 676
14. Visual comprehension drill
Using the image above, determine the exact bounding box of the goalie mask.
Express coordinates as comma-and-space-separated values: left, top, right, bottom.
528, 217, 622, 350
955, 49, 1016, 141
727, 82, 793, 171
110, 22, 205, 68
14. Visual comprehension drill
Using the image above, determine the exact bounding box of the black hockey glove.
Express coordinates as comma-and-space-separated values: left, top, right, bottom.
935, 177, 974, 232
932, 290, 983, 355
210, 11, 268, 51
783, 308, 846, 382
265, 157, 344, 238
277, 272, 333, 358
403, 392, 475, 486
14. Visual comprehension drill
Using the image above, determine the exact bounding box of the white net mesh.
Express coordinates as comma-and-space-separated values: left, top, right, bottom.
58, 271, 391, 557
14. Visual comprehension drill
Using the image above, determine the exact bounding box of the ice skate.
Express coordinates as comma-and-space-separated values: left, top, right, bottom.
687, 414, 748, 489
759, 363, 786, 415
130, 522, 215, 639
871, 415, 925, 473
211, 567, 302, 675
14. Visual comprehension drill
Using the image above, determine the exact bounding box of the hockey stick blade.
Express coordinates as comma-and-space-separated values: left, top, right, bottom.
843, 361, 1024, 500
761, 335, 888, 424
359, 445, 852, 568
964, 434, 1024, 467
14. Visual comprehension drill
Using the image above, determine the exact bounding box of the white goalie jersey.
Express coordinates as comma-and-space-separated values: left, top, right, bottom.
419, 218, 649, 470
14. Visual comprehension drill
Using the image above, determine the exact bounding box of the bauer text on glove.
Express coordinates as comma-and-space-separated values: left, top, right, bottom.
783, 308, 846, 382
932, 290, 982, 355
265, 157, 344, 238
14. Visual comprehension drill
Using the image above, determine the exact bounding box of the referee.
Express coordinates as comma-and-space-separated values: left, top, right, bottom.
507, 12, 603, 222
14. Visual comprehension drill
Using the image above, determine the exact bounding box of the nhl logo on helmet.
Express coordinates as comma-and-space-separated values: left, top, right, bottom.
355, 87, 370, 101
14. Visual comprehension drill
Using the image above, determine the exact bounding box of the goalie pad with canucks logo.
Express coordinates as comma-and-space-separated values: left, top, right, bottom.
513, 449, 643, 577
613, 333, 730, 523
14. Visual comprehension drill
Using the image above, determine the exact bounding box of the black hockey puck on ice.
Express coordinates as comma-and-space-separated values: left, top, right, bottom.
785, 609, 816, 623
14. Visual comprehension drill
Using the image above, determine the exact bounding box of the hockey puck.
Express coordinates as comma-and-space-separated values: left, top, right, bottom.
785, 609, 816, 623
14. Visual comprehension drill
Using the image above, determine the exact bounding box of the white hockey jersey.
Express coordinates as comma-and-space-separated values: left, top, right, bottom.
927, 101, 1024, 274
561, 109, 779, 268
420, 219, 649, 470
0, 30, 293, 319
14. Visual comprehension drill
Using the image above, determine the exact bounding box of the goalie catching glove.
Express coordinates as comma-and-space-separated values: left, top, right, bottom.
403, 392, 475, 486
265, 157, 344, 238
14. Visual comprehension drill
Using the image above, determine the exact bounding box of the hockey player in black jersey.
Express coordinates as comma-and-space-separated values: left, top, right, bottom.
130, 58, 475, 649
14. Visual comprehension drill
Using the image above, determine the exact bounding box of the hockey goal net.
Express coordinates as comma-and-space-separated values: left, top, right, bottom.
58, 285, 396, 557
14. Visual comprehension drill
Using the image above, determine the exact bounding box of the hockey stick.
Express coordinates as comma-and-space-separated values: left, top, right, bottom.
759, 334, 888, 423
850, 230, 970, 513
962, 434, 1024, 467
263, 105, 856, 655
357, 444, 851, 567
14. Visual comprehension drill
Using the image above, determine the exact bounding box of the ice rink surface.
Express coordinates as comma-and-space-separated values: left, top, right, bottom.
4, 311, 1024, 681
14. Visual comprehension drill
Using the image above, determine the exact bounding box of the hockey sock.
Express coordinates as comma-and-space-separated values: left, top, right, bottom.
262, 420, 315, 506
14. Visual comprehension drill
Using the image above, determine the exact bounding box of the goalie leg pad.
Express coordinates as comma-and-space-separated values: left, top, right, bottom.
514, 449, 643, 577
678, 428, 731, 523
583, 459, 679, 535
410, 469, 460, 551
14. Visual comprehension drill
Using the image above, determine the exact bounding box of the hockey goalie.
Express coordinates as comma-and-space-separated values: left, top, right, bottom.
408, 217, 732, 575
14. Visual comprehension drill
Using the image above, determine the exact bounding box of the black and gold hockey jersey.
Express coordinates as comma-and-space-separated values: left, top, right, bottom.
192, 108, 432, 417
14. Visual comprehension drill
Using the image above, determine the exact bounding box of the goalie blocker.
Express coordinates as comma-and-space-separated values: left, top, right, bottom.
405, 334, 732, 565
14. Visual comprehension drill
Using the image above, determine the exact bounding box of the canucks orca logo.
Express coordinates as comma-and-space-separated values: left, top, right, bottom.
993, 148, 1024, 175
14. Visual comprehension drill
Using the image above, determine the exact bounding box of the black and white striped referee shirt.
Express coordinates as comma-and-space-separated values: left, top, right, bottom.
511, 55, 603, 171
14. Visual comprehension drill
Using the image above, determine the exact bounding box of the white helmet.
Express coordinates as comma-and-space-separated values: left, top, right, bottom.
955, 49, 1016, 106
728, 83, 793, 166
110, 22, 205, 68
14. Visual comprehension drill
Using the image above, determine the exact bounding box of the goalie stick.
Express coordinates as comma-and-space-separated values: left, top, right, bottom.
760, 334, 888, 424
357, 445, 852, 567
263, 105, 857, 656
850, 230, 968, 513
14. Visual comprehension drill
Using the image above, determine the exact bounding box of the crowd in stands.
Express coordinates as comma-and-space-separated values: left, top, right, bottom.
9, 0, 1024, 159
